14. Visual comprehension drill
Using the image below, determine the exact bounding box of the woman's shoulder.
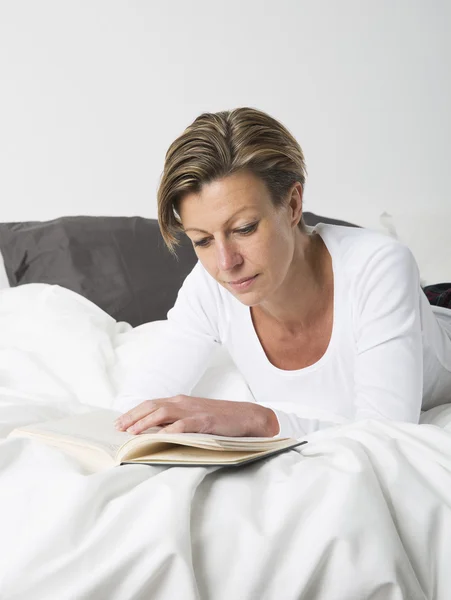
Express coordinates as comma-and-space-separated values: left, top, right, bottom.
316, 222, 414, 264
316, 223, 419, 292
315, 221, 397, 246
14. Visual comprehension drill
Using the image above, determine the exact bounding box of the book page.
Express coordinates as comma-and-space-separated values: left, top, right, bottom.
122, 441, 306, 465
118, 431, 289, 459
127, 445, 258, 464
119, 435, 301, 462
10, 408, 134, 459
9, 408, 296, 463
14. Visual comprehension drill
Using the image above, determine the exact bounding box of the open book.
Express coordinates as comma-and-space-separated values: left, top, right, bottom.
7, 408, 307, 472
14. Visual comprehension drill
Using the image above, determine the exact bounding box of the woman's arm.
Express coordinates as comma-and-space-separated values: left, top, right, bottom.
352, 241, 423, 423
261, 407, 349, 438
259, 241, 424, 440
114, 262, 222, 412
115, 261, 284, 437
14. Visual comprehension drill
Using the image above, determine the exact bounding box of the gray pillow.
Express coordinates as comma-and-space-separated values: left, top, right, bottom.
303, 212, 360, 228
0, 216, 198, 327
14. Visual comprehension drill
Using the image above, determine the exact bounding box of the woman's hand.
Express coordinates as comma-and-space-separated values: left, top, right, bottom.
114, 395, 280, 437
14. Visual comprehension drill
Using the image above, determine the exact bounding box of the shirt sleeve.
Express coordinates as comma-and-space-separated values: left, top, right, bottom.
267, 407, 349, 439
114, 262, 222, 413
263, 239, 423, 440
351, 240, 423, 423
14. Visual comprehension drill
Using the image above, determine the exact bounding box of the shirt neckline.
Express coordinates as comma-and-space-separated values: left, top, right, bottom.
245, 223, 341, 375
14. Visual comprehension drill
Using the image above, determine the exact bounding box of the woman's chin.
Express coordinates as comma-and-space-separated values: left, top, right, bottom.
232, 288, 264, 307
219, 274, 266, 304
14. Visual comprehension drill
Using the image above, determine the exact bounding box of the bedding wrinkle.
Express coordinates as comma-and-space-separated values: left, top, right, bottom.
2, 282, 451, 598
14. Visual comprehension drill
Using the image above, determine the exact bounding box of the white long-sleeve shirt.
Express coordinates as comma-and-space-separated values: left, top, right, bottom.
115, 223, 451, 439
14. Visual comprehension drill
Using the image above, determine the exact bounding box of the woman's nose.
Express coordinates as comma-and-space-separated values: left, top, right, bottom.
216, 241, 242, 271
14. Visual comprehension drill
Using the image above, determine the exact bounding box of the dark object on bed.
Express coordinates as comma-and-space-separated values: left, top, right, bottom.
0, 217, 198, 327
423, 283, 451, 310
0, 213, 359, 327
303, 212, 360, 228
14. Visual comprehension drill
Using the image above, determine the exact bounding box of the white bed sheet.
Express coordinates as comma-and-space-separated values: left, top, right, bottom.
0, 251, 9, 290
1, 283, 451, 599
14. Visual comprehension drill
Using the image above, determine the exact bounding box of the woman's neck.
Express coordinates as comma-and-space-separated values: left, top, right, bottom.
253, 229, 333, 335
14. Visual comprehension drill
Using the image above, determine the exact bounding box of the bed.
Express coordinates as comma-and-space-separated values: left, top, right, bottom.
1, 214, 451, 599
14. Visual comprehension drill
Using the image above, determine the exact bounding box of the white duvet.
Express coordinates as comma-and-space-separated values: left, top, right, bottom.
1, 284, 451, 600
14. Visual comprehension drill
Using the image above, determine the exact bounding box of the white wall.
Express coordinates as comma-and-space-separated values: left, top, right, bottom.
0, 0, 450, 282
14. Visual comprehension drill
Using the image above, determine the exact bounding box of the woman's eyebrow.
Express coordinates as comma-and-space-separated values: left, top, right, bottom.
183, 206, 256, 234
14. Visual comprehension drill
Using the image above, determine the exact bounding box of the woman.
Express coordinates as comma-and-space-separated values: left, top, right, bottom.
114, 107, 451, 439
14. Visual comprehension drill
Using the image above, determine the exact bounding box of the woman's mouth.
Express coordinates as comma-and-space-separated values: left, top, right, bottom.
228, 274, 259, 291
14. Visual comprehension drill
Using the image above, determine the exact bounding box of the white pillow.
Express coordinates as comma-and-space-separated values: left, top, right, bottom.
0, 251, 10, 290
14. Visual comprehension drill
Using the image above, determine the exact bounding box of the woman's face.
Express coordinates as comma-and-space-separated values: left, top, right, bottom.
179, 170, 302, 306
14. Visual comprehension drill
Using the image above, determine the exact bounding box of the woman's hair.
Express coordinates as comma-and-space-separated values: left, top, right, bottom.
157, 107, 307, 256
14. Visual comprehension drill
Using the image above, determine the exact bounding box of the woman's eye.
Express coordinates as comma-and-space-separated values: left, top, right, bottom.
193, 223, 258, 248
236, 223, 258, 235
193, 238, 210, 248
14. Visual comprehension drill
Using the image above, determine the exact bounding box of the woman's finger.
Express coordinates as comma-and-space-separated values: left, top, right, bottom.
158, 416, 208, 435
125, 405, 182, 434
115, 399, 161, 430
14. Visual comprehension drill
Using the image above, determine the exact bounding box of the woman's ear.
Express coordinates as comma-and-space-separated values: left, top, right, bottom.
288, 182, 303, 228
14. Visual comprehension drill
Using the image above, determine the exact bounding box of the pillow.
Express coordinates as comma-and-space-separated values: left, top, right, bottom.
0, 217, 198, 327
303, 212, 360, 228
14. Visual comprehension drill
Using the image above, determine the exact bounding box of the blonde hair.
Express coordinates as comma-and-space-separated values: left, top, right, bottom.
157, 107, 307, 256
